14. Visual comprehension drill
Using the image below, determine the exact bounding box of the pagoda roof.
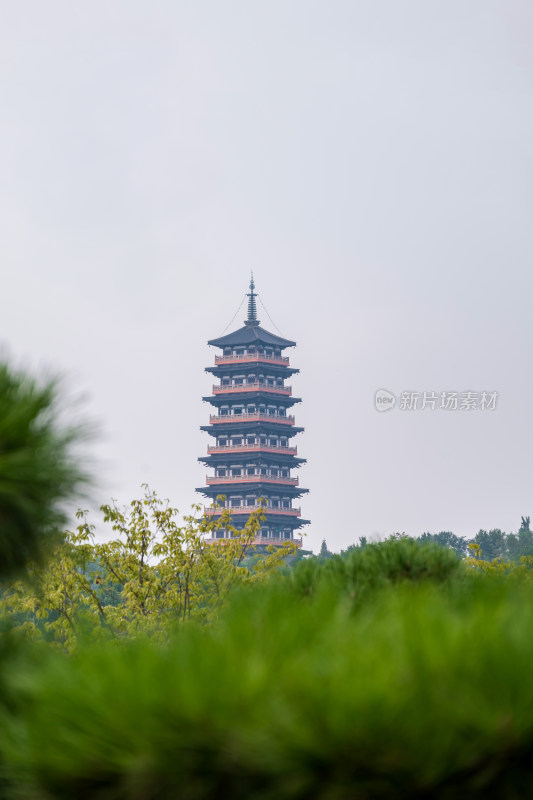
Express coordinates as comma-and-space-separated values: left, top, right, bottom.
200, 423, 304, 436
208, 325, 295, 350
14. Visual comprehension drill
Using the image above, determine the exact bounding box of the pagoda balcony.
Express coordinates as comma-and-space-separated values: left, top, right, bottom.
204, 505, 301, 517
209, 413, 295, 425
214, 353, 290, 366
207, 444, 297, 455
204, 535, 302, 548
206, 474, 299, 486
213, 383, 292, 395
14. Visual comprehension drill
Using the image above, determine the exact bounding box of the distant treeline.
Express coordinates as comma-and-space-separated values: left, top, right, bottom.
318, 516, 533, 562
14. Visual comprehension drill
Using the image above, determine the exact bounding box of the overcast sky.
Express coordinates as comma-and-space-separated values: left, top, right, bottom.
1, 1, 532, 552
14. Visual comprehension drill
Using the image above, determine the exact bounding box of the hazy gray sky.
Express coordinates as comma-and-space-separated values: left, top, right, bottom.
1, 1, 532, 552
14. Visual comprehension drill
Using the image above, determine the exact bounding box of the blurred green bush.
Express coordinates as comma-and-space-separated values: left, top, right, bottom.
0, 362, 89, 578
1, 538, 533, 799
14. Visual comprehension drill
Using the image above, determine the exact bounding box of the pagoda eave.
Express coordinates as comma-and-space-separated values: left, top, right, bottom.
205, 365, 300, 378
200, 422, 305, 438
198, 484, 308, 496
203, 509, 309, 527
207, 324, 296, 350
202, 394, 302, 407
198, 454, 307, 467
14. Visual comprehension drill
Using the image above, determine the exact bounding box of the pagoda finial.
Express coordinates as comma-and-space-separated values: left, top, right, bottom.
245, 271, 260, 326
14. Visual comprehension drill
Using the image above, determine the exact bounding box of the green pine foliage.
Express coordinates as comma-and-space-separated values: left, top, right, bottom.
1, 539, 533, 799
0, 362, 90, 579
291, 535, 463, 604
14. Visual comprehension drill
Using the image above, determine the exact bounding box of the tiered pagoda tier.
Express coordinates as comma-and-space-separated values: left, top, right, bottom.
197, 277, 309, 547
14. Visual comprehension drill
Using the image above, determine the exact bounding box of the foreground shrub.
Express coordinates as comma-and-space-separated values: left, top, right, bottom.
287, 535, 465, 605
0, 363, 89, 579
1, 562, 533, 799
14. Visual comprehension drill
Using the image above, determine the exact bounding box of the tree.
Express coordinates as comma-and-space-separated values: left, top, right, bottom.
472, 529, 507, 562
0, 486, 296, 649
419, 531, 469, 557
0, 362, 90, 579
507, 529, 533, 562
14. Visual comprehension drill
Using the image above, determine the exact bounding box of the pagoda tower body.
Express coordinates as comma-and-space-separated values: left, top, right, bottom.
198, 277, 309, 546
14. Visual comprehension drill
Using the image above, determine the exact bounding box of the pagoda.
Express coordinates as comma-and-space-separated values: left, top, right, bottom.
198, 276, 309, 546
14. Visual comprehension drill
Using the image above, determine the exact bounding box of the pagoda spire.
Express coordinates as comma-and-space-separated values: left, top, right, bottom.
245, 272, 260, 326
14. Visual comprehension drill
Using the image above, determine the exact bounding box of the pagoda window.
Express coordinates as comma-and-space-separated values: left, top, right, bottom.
265, 348, 273, 357
267, 406, 276, 416
260, 466, 268, 476
247, 374, 256, 383
247, 405, 255, 414
259, 404, 266, 413
231, 468, 242, 477
271, 499, 279, 508
216, 468, 227, 477
282, 499, 290, 508
279, 408, 286, 416
246, 496, 255, 506
217, 437, 227, 446
231, 437, 242, 446
280, 469, 289, 478
246, 466, 256, 475
233, 377, 244, 386
276, 378, 283, 386
260, 528, 268, 538
220, 407, 229, 416
259, 436, 267, 446
216, 530, 225, 539
224, 348, 231, 356
271, 468, 279, 477
235, 348, 244, 356
274, 349, 281, 357
269, 436, 278, 446
283, 530, 291, 539
230, 497, 242, 507
246, 436, 256, 444
248, 346, 256, 354
233, 406, 243, 415
222, 377, 231, 386
280, 437, 287, 447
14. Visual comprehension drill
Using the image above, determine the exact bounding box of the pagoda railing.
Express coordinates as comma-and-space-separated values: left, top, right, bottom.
209, 413, 295, 425
214, 354, 290, 366
207, 444, 297, 455
204, 535, 302, 547
206, 475, 299, 486
213, 383, 292, 395
204, 505, 301, 517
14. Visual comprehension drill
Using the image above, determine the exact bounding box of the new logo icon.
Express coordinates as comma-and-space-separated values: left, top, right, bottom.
374, 389, 396, 412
